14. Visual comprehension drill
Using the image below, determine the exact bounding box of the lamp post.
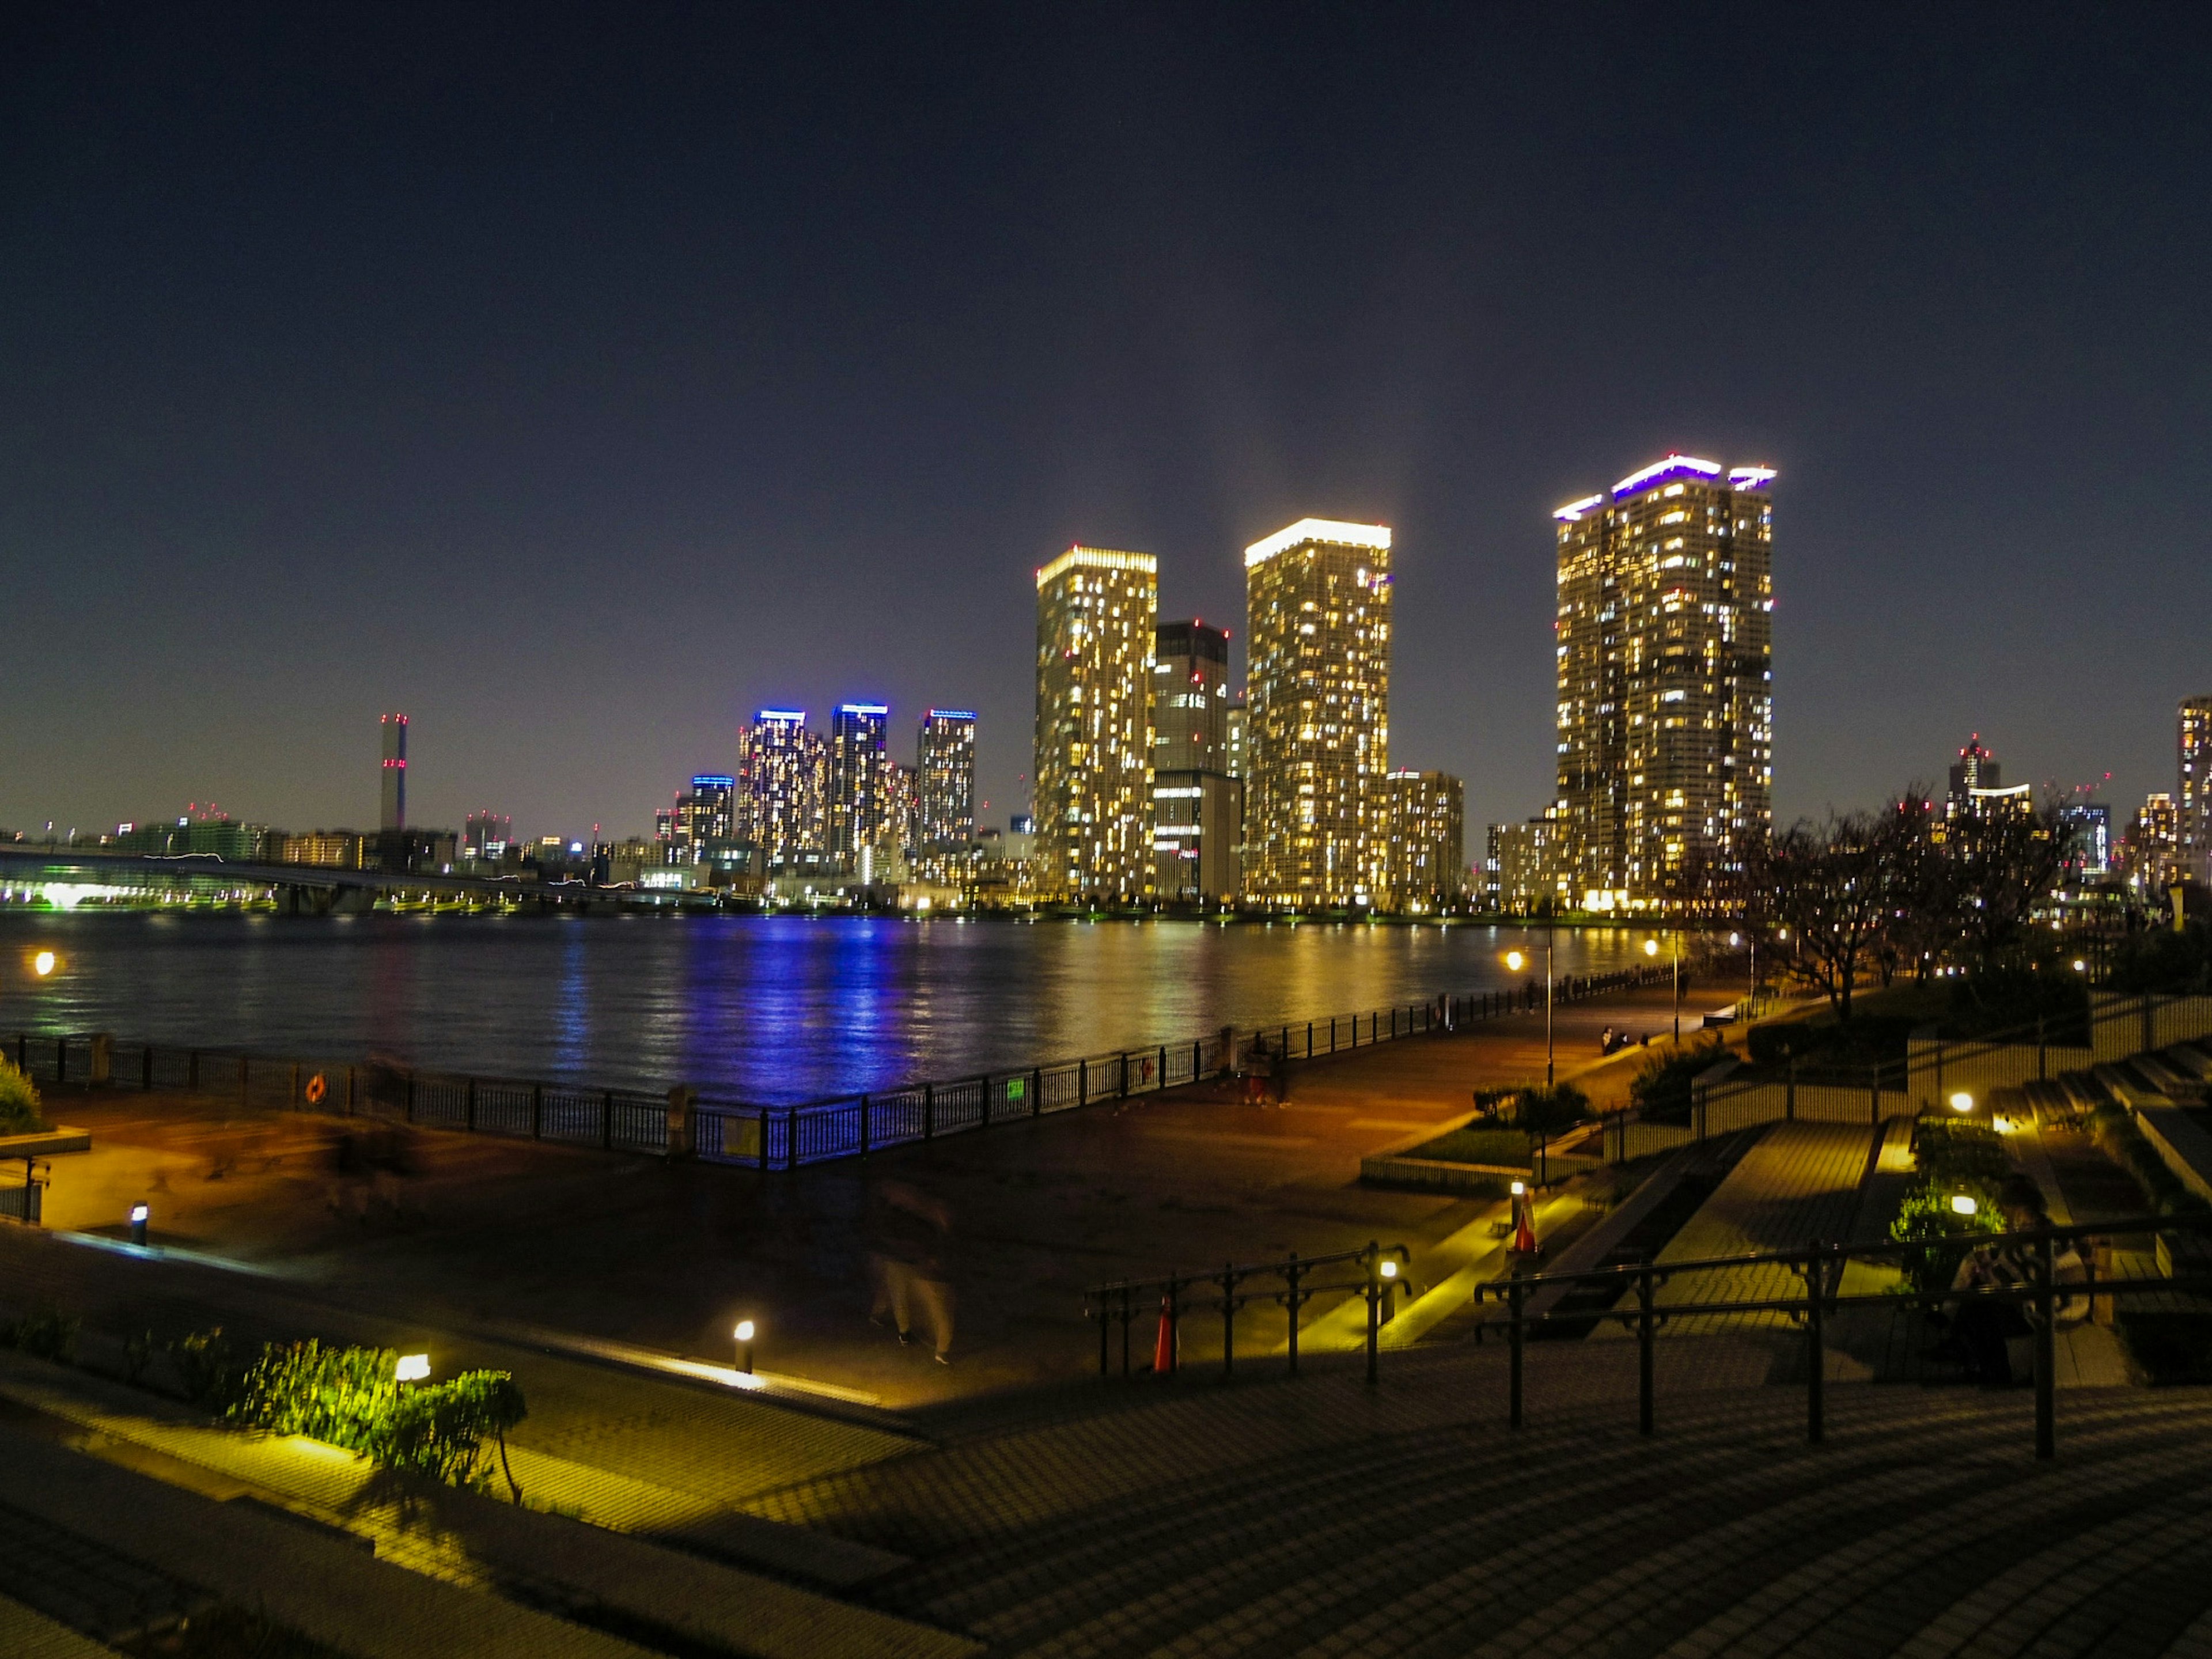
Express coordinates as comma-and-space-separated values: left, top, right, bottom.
1505, 921, 1555, 1088
1643, 931, 1682, 1043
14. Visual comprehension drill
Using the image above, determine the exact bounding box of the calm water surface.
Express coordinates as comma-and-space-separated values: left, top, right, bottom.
0, 913, 1646, 1103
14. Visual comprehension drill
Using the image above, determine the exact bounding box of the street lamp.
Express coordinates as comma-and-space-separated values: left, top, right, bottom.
1506, 923, 1555, 1086
1645, 933, 1681, 1041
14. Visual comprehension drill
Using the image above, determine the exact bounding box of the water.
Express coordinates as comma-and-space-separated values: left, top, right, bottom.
0, 912, 1648, 1103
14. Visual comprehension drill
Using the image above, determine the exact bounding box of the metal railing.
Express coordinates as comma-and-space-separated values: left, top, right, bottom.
1085, 1241, 1414, 1385
3, 961, 1679, 1172
1475, 1212, 2212, 1460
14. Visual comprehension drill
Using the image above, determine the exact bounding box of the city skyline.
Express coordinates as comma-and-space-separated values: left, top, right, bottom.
6, 12, 2206, 850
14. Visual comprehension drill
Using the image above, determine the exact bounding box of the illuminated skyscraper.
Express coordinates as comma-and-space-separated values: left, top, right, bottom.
1947, 736, 2002, 821
1382, 770, 1464, 911
1554, 457, 1774, 911
379, 714, 407, 831
917, 710, 978, 850
1151, 620, 1243, 903
1033, 545, 1157, 903
829, 703, 891, 870
737, 710, 827, 873
1243, 518, 1392, 908
2183, 696, 2212, 882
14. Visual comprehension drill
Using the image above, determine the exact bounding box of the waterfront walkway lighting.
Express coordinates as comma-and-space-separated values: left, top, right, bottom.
1949, 1092, 1975, 1114
129, 1202, 148, 1245
33, 950, 55, 976
734, 1320, 756, 1374
1503, 919, 1556, 1086
395, 1353, 431, 1382
1950, 1195, 1979, 1217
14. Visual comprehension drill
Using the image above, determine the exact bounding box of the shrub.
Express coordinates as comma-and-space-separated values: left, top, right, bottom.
366, 1370, 528, 1496
2088, 1103, 2210, 1216
1887, 1116, 2013, 1291
2, 1307, 79, 1362
0, 1059, 45, 1134
171, 1327, 245, 1411
227, 1339, 399, 1448
1627, 1035, 1728, 1124
1510, 1083, 1591, 1138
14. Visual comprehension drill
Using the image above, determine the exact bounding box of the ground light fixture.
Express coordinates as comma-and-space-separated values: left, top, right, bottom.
394, 1353, 431, 1383
33, 950, 55, 976
1949, 1091, 1975, 1113
1950, 1195, 1979, 1217
734, 1320, 756, 1374
129, 1203, 148, 1245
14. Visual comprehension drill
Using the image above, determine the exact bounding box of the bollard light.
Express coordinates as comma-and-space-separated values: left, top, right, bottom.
33, 951, 56, 977
129, 1202, 149, 1245
395, 1353, 430, 1382
1950, 1194, 1978, 1217
734, 1320, 756, 1374
1949, 1091, 1974, 1113
1510, 1180, 1525, 1196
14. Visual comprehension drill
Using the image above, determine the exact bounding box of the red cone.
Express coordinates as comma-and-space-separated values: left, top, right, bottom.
1512, 1190, 1539, 1256
1153, 1294, 1175, 1374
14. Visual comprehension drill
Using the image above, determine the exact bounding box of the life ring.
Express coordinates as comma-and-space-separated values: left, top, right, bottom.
304, 1072, 328, 1105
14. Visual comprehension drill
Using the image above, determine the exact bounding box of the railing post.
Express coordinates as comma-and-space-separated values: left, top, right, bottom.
1190, 1043, 1200, 1085
1158, 1046, 1166, 1092
1306, 1021, 1313, 1058
465, 1077, 477, 1131
859, 1093, 872, 1156
1285, 1252, 1302, 1377
1078, 1059, 1088, 1105
923, 1084, 935, 1139
1637, 1262, 1656, 1435
1364, 1244, 1382, 1385
531, 1082, 544, 1139
757, 1108, 768, 1171
1032, 1067, 1044, 1116
1119, 1053, 1128, 1099
785, 1108, 796, 1169
2035, 1229, 2056, 1460
1508, 1276, 1525, 1429
1806, 1239, 1825, 1444
1221, 1262, 1236, 1378
602, 1090, 614, 1150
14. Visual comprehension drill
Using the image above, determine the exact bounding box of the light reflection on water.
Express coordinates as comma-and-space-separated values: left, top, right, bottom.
0, 912, 1651, 1104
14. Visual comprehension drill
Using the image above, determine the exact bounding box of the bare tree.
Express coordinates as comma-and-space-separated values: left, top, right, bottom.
1759, 808, 1918, 1023
1944, 796, 2077, 969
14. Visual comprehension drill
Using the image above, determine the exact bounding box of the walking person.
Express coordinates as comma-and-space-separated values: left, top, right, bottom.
868, 1179, 957, 1364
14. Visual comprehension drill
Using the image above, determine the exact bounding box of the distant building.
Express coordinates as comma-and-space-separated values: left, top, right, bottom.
917, 710, 978, 851
1225, 688, 1247, 782
1947, 735, 2002, 821
829, 704, 891, 872
369, 828, 456, 876
1382, 770, 1464, 911
463, 810, 512, 859
2183, 696, 2212, 882
282, 831, 363, 870
2062, 802, 2112, 881
1967, 784, 2035, 820
737, 710, 828, 874
1490, 812, 1571, 915
2125, 791, 2181, 897
380, 714, 408, 831
1243, 518, 1393, 908
1554, 459, 1774, 911
1033, 545, 1158, 903
1151, 620, 1243, 904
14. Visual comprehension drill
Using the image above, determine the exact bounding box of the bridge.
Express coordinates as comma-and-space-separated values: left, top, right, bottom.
0, 844, 737, 914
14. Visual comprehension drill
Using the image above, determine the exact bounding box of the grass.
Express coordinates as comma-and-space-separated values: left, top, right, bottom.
1403, 1127, 1533, 1168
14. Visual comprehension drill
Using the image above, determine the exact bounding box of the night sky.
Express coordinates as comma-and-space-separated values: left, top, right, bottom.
5, 5, 2208, 847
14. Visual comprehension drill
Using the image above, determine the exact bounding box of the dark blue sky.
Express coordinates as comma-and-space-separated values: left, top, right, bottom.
5, 4, 2208, 844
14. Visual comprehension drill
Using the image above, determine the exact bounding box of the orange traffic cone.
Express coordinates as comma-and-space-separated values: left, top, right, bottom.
1153, 1294, 1175, 1374
1512, 1190, 1540, 1256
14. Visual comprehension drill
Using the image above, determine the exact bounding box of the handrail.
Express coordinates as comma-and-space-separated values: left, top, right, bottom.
1472, 1212, 2212, 1461
1084, 1240, 1414, 1386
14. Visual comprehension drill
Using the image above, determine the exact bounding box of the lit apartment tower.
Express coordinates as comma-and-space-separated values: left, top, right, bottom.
1151, 620, 1244, 903
1554, 457, 1774, 911
736, 710, 828, 874
1382, 770, 1464, 911
1947, 736, 2002, 821
1033, 545, 1158, 903
1243, 518, 1393, 908
2183, 697, 2212, 883
379, 714, 408, 830
2130, 792, 2181, 896
917, 710, 978, 850
673, 774, 737, 862
828, 704, 891, 870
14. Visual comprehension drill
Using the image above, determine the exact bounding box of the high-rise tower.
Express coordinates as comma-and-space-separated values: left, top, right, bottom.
737, 710, 827, 874
917, 710, 978, 850
1033, 545, 1157, 903
2182, 696, 2212, 883
828, 703, 891, 870
1243, 518, 1392, 908
1151, 620, 1243, 903
1554, 456, 1773, 911
379, 714, 408, 831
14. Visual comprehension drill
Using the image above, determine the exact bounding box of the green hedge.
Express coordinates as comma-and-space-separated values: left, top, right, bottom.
1887, 1116, 2012, 1291
174, 1330, 528, 1497
0, 1058, 45, 1134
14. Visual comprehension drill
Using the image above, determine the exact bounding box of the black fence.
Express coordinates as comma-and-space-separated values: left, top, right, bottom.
1476, 1211, 2212, 1461
4, 960, 1672, 1172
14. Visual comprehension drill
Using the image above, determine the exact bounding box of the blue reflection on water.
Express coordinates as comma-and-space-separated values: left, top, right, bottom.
0, 912, 1653, 1104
